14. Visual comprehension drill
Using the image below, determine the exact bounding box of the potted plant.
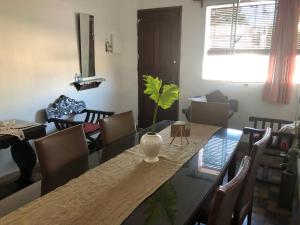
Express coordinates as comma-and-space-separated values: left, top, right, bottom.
140, 75, 180, 163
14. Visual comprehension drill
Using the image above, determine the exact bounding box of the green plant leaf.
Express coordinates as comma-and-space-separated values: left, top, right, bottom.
144, 181, 177, 225
143, 75, 162, 103
158, 84, 180, 110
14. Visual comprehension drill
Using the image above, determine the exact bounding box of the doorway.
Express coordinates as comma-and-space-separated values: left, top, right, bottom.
138, 7, 182, 128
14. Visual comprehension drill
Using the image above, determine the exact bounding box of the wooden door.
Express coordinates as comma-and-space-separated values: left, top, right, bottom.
138, 7, 182, 128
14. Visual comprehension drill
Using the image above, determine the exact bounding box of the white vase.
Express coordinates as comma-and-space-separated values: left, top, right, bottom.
140, 132, 163, 163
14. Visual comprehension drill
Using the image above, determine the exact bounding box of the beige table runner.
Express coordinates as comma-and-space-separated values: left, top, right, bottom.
0, 123, 219, 225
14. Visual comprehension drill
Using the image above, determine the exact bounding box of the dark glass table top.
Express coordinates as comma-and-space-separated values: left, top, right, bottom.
120, 124, 242, 225
43, 120, 242, 225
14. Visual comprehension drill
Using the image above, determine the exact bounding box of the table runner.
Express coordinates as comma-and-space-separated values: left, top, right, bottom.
0, 123, 219, 225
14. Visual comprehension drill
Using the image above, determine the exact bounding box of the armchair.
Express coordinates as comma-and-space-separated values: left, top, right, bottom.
183, 90, 238, 121
243, 116, 294, 184
45, 95, 114, 151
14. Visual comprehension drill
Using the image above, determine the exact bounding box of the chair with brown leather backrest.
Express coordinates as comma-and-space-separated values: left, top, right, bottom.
233, 127, 272, 225
190, 101, 229, 127
100, 111, 136, 146
35, 125, 89, 195
197, 128, 272, 225
207, 156, 251, 225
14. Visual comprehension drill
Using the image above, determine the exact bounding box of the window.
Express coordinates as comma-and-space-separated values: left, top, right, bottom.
203, 1, 276, 82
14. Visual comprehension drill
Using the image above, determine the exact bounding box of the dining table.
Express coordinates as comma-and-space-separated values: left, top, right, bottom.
0, 120, 242, 225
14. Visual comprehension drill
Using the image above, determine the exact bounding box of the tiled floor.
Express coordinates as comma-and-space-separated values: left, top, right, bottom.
0, 168, 41, 200
236, 143, 300, 225
251, 182, 299, 225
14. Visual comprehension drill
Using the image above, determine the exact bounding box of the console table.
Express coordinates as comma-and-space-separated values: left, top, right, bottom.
0, 121, 46, 187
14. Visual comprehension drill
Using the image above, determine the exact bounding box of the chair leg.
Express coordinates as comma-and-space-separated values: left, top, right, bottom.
247, 208, 252, 225
86, 134, 102, 152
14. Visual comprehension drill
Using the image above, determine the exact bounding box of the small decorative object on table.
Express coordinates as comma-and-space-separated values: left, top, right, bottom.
140, 75, 180, 163
140, 132, 163, 163
170, 121, 190, 146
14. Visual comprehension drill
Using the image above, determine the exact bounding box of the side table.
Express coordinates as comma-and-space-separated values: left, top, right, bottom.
0, 121, 46, 187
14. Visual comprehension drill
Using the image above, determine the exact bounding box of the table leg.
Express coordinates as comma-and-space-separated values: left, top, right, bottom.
11, 140, 37, 187
228, 152, 237, 181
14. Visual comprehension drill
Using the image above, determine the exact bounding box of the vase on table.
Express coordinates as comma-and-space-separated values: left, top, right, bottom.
140, 132, 163, 163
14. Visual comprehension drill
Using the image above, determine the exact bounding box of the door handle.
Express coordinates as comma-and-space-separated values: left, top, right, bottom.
173, 60, 177, 64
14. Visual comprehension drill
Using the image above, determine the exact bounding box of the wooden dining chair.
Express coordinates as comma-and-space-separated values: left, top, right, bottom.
99, 111, 136, 146
190, 101, 229, 127
206, 156, 251, 225
197, 128, 271, 225
233, 127, 272, 225
35, 125, 89, 195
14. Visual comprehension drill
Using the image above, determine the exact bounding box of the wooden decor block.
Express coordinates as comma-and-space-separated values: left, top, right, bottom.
171, 121, 190, 137
170, 121, 190, 145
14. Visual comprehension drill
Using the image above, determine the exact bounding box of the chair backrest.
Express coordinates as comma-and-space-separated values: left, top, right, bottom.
35, 125, 89, 195
249, 116, 292, 131
100, 111, 136, 145
207, 156, 251, 225
234, 127, 272, 221
190, 101, 229, 127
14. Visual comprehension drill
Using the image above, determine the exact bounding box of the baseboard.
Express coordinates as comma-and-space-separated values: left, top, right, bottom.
0, 171, 20, 185
0, 166, 40, 186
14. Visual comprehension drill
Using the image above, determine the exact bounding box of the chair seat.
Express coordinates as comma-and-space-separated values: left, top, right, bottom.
83, 123, 101, 134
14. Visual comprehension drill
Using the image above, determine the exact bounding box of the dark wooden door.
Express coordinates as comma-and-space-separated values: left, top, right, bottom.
138, 7, 182, 128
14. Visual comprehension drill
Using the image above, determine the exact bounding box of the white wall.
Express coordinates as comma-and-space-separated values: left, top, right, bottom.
0, 0, 298, 177
137, 0, 298, 129
0, 0, 129, 177
118, 0, 139, 117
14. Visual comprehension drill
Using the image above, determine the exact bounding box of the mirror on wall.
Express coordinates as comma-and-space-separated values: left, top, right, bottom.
77, 13, 95, 78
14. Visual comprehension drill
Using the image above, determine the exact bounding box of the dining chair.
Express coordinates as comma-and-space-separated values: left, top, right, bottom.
190, 101, 229, 127
233, 127, 272, 225
35, 125, 89, 195
197, 128, 271, 225
99, 111, 136, 145
183, 90, 238, 121
206, 156, 251, 225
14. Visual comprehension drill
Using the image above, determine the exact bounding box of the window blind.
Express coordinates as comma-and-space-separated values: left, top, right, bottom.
208, 1, 276, 55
